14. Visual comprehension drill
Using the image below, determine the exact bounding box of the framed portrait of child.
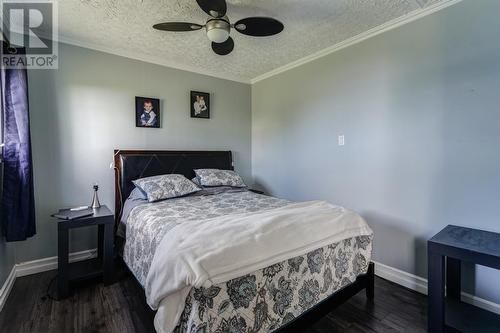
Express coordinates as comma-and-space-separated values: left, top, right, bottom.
190, 91, 210, 119
136, 96, 160, 128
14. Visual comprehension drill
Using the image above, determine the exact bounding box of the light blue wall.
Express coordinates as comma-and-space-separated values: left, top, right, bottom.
0, 234, 16, 287
252, 0, 500, 303
10, 43, 252, 264
0, 165, 17, 286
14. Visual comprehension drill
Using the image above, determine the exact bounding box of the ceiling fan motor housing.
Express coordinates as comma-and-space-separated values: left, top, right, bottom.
153, 0, 284, 56
206, 18, 230, 43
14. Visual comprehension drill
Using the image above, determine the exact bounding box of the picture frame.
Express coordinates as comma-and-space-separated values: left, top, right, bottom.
135, 96, 160, 128
190, 91, 210, 119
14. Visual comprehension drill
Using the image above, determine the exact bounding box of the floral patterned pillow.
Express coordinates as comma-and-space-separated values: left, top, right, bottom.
132, 174, 201, 202
194, 169, 247, 188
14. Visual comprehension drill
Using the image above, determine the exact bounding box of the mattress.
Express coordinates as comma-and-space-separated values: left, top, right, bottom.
122, 191, 373, 332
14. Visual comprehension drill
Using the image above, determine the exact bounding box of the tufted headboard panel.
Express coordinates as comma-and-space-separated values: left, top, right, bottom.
113, 150, 233, 228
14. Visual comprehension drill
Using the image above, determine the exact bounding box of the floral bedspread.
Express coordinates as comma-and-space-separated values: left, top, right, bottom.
176, 235, 372, 333
122, 191, 373, 333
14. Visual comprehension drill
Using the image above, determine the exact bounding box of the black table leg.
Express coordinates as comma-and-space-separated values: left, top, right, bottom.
447, 257, 461, 300
428, 251, 445, 333
58, 225, 69, 299
97, 224, 104, 261
366, 262, 375, 300
103, 223, 114, 285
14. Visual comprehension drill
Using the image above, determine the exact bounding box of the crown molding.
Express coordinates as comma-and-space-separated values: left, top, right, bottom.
250, 0, 464, 84
6, 29, 251, 83
55, 36, 252, 85
19, 0, 462, 85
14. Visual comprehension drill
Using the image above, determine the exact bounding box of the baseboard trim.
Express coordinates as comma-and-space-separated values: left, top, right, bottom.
0, 249, 97, 313
0, 266, 16, 313
374, 260, 428, 294
3, 252, 500, 317
373, 260, 500, 315
15, 249, 97, 277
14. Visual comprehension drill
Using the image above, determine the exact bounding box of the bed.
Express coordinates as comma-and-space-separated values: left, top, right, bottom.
114, 150, 374, 333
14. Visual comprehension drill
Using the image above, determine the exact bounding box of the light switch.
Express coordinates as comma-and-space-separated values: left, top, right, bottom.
338, 135, 345, 146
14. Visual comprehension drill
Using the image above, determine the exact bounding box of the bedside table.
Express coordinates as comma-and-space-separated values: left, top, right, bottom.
55, 205, 114, 299
428, 225, 500, 332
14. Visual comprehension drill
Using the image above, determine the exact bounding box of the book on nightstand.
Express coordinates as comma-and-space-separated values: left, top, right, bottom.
51, 208, 94, 220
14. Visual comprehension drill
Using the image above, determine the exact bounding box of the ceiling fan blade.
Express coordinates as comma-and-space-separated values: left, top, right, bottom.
153, 22, 203, 32
196, 0, 227, 18
212, 37, 234, 55
234, 17, 284, 37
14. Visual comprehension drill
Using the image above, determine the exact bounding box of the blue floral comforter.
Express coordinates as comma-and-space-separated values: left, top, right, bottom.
122, 191, 373, 332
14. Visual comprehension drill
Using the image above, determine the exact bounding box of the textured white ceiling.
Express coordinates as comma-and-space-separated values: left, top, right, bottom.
57, 0, 449, 82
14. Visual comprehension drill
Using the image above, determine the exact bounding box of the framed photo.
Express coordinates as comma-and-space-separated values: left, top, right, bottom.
136, 96, 160, 128
190, 91, 210, 119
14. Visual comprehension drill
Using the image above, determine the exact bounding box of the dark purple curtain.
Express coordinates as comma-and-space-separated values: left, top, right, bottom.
1, 44, 36, 242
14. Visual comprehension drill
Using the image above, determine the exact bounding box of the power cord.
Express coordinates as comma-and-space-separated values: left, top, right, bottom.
42, 249, 98, 301
44, 274, 58, 301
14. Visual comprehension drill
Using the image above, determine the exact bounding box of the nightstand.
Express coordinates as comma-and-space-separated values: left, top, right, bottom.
55, 205, 114, 299
428, 225, 500, 332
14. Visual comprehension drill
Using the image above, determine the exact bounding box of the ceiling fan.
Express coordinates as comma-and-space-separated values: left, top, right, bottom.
153, 0, 284, 56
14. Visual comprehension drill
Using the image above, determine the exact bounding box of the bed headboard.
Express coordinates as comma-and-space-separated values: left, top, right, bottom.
113, 150, 233, 228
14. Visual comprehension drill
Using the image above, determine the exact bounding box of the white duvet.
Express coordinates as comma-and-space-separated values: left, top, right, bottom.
144, 200, 373, 333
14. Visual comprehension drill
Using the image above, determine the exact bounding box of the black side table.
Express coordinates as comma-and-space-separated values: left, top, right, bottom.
428, 225, 500, 332
56, 205, 114, 299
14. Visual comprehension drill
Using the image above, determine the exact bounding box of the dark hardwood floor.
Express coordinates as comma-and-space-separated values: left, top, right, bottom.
0, 262, 427, 333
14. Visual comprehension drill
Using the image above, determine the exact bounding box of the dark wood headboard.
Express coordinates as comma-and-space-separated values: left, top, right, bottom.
113, 150, 233, 228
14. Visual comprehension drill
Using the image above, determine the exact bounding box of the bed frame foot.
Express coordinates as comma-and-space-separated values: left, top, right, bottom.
366, 262, 375, 300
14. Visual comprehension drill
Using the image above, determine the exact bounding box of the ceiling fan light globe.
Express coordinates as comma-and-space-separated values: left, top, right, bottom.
206, 19, 231, 43
207, 28, 230, 43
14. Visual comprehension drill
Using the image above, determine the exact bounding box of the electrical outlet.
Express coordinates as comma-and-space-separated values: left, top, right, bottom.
338, 135, 345, 146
